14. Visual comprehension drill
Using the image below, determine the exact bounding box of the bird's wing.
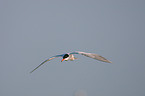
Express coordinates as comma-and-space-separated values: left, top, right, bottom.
30, 55, 63, 73
70, 51, 112, 63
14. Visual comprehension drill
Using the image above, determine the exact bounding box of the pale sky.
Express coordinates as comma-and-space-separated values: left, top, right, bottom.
1, 0, 145, 96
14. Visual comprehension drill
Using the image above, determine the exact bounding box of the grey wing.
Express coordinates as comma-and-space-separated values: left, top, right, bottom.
70, 51, 112, 63
30, 55, 63, 73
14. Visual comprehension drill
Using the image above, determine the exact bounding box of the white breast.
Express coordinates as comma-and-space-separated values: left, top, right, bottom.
68, 54, 75, 61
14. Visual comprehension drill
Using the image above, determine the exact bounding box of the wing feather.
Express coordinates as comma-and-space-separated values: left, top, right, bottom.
70, 51, 112, 63
30, 55, 63, 73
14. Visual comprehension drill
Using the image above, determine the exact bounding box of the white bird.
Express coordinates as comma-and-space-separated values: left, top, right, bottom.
30, 51, 112, 73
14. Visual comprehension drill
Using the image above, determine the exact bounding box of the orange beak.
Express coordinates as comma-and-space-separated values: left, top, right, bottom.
61, 59, 65, 62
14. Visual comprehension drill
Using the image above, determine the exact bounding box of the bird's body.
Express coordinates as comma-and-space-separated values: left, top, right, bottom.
61, 54, 78, 61
30, 51, 112, 73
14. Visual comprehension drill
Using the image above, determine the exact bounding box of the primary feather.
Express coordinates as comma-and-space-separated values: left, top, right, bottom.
70, 51, 112, 63
30, 55, 63, 73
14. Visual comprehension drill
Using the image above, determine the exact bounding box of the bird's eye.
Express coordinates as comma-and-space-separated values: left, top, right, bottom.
63, 54, 69, 59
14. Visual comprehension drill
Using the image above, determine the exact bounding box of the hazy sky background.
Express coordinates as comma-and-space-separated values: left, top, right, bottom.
1, 0, 145, 96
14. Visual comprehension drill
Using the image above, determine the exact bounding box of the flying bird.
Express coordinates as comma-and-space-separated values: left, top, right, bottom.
30, 51, 112, 73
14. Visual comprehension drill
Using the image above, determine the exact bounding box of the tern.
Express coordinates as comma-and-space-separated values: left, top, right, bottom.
30, 51, 112, 73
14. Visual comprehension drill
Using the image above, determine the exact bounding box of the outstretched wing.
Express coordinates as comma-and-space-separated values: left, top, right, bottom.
30, 55, 63, 73
70, 51, 112, 63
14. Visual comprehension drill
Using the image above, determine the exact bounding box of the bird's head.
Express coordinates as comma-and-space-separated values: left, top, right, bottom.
61, 54, 69, 62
